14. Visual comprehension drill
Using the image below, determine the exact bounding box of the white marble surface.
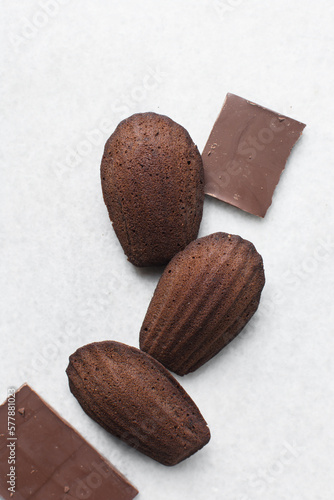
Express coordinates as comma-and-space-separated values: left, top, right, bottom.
1, 0, 334, 498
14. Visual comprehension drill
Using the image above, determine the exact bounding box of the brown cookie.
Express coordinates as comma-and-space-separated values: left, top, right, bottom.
140, 232, 265, 375
101, 112, 204, 266
66, 341, 210, 466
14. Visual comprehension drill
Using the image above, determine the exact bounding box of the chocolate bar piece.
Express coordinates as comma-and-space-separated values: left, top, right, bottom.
203, 93, 306, 217
0, 384, 138, 500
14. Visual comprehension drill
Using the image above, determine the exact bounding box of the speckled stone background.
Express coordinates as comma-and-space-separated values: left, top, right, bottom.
1, 1, 334, 499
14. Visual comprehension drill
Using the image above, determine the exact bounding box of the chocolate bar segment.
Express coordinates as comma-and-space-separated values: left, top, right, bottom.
203, 93, 306, 217
0, 384, 138, 500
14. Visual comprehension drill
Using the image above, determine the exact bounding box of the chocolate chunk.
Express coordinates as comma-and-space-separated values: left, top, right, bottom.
0, 385, 138, 500
203, 93, 306, 217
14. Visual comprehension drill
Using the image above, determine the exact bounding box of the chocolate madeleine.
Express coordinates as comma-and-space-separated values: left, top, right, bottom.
66, 341, 210, 466
140, 232, 265, 375
100, 112, 204, 266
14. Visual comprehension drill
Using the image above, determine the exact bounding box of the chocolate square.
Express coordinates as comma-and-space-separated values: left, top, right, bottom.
203, 93, 306, 217
0, 385, 138, 500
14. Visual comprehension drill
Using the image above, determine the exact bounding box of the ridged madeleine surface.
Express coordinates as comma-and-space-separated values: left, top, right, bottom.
66, 341, 210, 466
100, 112, 204, 267
140, 232, 265, 375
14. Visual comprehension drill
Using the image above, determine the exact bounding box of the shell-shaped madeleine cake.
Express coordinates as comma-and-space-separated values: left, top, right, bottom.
66, 341, 210, 466
100, 112, 204, 267
140, 232, 265, 375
